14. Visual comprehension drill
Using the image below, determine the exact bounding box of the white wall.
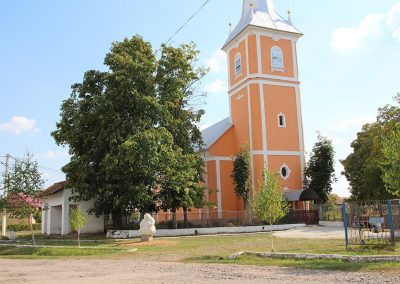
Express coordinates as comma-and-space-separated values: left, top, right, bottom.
42, 188, 104, 235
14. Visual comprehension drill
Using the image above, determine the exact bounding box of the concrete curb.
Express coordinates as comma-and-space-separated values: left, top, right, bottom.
230, 251, 400, 263
121, 224, 306, 238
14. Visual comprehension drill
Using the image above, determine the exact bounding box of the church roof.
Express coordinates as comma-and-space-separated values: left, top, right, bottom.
201, 117, 232, 149
223, 0, 302, 49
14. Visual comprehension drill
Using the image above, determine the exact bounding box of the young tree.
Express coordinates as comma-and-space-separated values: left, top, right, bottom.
304, 134, 336, 203
52, 36, 206, 224
69, 207, 87, 248
251, 169, 290, 252
1, 152, 44, 244
232, 145, 251, 224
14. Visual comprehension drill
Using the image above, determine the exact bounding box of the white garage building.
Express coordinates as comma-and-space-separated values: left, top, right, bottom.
41, 182, 104, 235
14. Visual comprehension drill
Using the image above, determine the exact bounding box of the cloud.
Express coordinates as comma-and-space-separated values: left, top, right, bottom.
387, 3, 400, 41
204, 79, 227, 94
0, 116, 38, 135
206, 50, 226, 73
331, 13, 385, 52
330, 116, 375, 133
37, 150, 69, 160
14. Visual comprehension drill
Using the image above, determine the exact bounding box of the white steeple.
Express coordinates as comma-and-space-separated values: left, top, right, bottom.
223, 0, 301, 49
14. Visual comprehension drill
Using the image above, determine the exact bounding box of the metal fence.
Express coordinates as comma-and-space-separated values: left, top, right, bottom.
343, 200, 400, 250
105, 209, 319, 230
320, 206, 343, 222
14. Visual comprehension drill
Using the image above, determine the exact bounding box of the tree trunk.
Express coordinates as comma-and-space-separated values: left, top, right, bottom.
183, 208, 188, 228
172, 210, 177, 229
29, 214, 36, 246
112, 212, 123, 229
78, 228, 81, 248
270, 223, 274, 253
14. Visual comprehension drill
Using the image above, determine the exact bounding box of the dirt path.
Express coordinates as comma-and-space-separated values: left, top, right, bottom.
0, 258, 399, 284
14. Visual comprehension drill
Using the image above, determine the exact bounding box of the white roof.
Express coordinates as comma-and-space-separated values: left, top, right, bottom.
201, 117, 232, 149
223, 0, 302, 48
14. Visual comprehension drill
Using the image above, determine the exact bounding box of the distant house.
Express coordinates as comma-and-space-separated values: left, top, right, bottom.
41, 181, 104, 235
6, 193, 42, 224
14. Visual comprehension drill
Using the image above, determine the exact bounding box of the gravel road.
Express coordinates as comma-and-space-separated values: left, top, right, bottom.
0, 258, 398, 284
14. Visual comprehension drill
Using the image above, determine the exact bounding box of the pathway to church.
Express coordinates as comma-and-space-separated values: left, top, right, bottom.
1, 258, 399, 283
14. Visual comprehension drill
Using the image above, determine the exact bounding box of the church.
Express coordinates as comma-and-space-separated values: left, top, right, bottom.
198, 0, 317, 222
42, 0, 319, 235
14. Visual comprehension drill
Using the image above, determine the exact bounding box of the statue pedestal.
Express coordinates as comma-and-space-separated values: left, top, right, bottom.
141, 235, 153, 242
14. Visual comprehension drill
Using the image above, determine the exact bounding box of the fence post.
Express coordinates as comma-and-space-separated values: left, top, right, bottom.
342, 202, 348, 251
387, 200, 395, 250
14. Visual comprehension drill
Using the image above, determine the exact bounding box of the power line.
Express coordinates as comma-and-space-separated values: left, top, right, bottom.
155, 0, 211, 55
8, 154, 64, 174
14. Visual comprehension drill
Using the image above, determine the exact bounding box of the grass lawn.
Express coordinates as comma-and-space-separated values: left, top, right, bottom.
1, 231, 400, 272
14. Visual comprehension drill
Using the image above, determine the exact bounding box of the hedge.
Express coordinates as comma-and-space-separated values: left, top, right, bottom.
6, 224, 41, 232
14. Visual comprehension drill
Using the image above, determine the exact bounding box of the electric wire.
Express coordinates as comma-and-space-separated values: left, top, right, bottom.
155, 0, 211, 55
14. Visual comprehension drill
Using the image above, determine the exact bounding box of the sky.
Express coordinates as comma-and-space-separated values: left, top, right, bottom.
1, 0, 400, 197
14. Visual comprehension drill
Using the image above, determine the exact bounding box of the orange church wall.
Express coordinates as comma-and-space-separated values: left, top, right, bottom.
229, 39, 248, 86
267, 155, 303, 190
247, 34, 258, 75
263, 84, 300, 152
249, 83, 263, 151
253, 154, 265, 189
231, 88, 250, 153
219, 160, 239, 212
260, 36, 294, 78
208, 127, 235, 157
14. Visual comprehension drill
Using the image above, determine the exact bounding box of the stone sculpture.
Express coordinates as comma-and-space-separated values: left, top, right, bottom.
139, 213, 156, 242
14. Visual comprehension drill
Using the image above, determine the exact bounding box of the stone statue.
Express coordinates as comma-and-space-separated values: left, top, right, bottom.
139, 213, 156, 242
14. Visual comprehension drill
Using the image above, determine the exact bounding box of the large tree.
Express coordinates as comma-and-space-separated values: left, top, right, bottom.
303, 134, 336, 203
341, 124, 391, 201
52, 36, 206, 226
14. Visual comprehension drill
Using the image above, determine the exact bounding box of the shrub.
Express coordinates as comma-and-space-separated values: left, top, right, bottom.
7, 224, 41, 232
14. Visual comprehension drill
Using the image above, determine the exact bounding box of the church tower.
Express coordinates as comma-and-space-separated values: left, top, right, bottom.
201, 0, 306, 220
222, 0, 305, 191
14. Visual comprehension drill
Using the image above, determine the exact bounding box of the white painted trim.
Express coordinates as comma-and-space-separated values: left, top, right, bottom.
256, 33, 262, 74
216, 160, 222, 219
279, 164, 291, 180
222, 25, 302, 52
229, 79, 298, 96
267, 151, 304, 156
252, 150, 264, 155
292, 40, 299, 81
227, 51, 231, 88
295, 86, 305, 182
245, 36, 250, 77
229, 76, 298, 94
247, 85, 255, 188
198, 208, 202, 220
204, 156, 209, 219
259, 83, 268, 165
206, 156, 233, 162
278, 112, 287, 128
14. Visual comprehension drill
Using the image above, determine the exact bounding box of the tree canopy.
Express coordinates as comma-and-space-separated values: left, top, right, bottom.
303, 134, 336, 203
52, 36, 206, 223
232, 145, 251, 210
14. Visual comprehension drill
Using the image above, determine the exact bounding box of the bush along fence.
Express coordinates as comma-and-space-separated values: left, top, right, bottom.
104, 209, 319, 230
4, 224, 41, 232
343, 200, 400, 251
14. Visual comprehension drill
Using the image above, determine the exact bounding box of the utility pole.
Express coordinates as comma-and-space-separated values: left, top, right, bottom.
2, 154, 9, 237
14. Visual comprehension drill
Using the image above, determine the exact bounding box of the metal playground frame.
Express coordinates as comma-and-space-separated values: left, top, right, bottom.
343, 200, 400, 251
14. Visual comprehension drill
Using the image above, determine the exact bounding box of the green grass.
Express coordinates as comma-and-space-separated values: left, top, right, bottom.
2, 231, 400, 272
187, 254, 400, 273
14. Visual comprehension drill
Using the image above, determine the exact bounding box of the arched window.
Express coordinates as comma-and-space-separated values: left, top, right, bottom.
234, 53, 242, 76
280, 164, 291, 180
271, 46, 284, 70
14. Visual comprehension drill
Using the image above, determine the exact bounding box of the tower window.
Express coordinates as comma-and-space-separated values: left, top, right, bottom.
234, 53, 242, 76
278, 113, 286, 128
280, 164, 291, 180
271, 46, 284, 71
